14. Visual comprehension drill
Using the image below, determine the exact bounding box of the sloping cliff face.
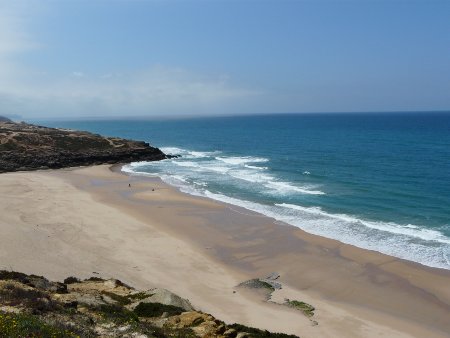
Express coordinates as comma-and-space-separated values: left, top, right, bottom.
0, 119, 167, 173
0, 271, 298, 337
0, 116, 12, 122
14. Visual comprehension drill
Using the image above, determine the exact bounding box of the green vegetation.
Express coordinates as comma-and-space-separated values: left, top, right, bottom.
259, 281, 275, 291
101, 291, 131, 305
239, 278, 275, 291
285, 299, 315, 317
0, 141, 20, 151
0, 120, 166, 173
133, 302, 184, 317
127, 291, 150, 301
63, 276, 80, 284
52, 134, 113, 152
101, 290, 151, 306
0, 311, 79, 338
96, 304, 139, 324
84, 276, 105, 282
0, 283, 61, 313
0, 270, 29, 282
141, 325, 197, 338
229, 323, 299, 338
0, 270, 301, 338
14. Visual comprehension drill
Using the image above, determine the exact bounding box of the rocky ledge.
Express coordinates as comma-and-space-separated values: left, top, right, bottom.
0, 271, 299, 338
0, 118, 167, 173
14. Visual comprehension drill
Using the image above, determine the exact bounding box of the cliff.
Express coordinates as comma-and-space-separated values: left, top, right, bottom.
0, 270, 298, 338
0, 118, 167, 173
0, 116, 12, 123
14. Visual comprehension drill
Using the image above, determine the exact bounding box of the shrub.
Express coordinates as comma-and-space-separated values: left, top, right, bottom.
133, 302, 184, 317
127, 292, 150, 301
0, 311, 78, 337
63, 276, 80, 284
0, 271, 29, 283
96, 304, 139, 324
101, 291, 131, 305
84, 277, 105, 282
285, 299, 315, 317
0, 285, 60, 313
228, 323, 299, 338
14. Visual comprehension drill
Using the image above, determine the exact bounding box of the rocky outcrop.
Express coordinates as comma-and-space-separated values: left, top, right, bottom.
127, 288, 195, 312
0, 271, 299, 337
0, 120, 167, 173
0, 116, 12, 123
237, 274, 317, 327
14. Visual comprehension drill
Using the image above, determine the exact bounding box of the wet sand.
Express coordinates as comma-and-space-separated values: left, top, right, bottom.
1, 165, 449, 337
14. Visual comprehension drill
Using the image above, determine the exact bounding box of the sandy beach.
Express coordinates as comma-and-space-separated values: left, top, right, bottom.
1, 165, 449, 337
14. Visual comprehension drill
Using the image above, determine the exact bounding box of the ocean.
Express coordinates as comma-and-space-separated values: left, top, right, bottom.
38, 112, 450, 270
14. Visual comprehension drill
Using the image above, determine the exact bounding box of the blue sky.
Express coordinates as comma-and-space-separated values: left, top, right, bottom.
0, 0, 449, 119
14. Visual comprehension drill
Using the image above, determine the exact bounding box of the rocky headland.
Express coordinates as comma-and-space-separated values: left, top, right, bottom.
0, 116, 12, 123
0, 118, 167, 173
0, 270, 298, 338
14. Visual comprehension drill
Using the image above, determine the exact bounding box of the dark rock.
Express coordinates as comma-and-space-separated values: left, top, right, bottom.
27, 275, 68, 294
64, 276, 81, 284
64, 300, 79, 308
237, 278, 275, 291
0, 120, 167, 173
0, 270, 29, 282
0, 269, 301, 338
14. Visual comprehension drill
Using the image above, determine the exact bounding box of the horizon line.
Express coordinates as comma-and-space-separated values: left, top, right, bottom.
23, 109, 450, 122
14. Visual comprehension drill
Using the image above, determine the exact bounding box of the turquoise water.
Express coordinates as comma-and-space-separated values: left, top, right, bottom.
38, 113, 450, 269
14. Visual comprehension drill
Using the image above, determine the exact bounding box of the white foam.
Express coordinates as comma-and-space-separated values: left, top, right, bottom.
160, 147, 186, 155
244, 165, 268, 170
161, 147, 220, 159
199, 195, 450, 269
123, 163, 450, 269
229, 170, 275, 183
121, 165, 158, 177
171, 161, 202, 168
266, 181, 325, 195
171, 161, 231, 174
228, 171, 324, 195
121, 162, 159, 174
193, 181, 208, 187
129, 157, 324, 196
216, 156, 269, 165
188, 151, 219, 158
276, 203, 450, 244
121, 164, 135, 174
171, 175, 188, 183
122, 161, 151, 170
204, 166, 230, 174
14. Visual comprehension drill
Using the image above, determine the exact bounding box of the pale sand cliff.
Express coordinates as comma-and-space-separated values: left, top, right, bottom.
1, 165, 449, 337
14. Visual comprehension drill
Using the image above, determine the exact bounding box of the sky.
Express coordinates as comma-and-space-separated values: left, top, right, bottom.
0, 0, 449, 119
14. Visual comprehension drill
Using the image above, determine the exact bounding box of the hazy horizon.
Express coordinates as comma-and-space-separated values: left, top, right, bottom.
1, 0, 449, 119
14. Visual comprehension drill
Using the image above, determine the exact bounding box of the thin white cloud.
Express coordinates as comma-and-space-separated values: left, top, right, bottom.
0, 2, 262, 119
1, 62, 262, 118
71, 71, 85, 78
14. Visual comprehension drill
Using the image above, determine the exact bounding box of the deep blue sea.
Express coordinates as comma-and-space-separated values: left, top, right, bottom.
37, 113, 450, 270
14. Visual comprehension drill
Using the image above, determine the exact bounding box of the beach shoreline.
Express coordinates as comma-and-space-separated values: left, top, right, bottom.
1, 165, 449, 337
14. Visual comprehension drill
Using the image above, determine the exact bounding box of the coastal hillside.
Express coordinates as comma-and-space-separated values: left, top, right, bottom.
0, 270, 298, 338
0, 116, 12, 123
0, 118, 167, 173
